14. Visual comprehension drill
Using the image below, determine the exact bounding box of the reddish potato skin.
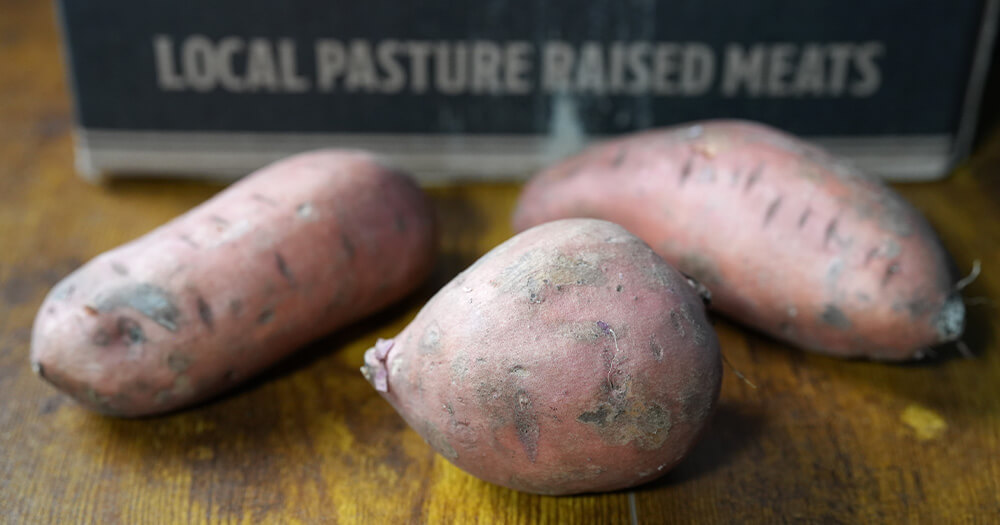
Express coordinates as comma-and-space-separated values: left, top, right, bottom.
513, 120, 963, 360
363, 219, 722, 495
31, 150, 436, 416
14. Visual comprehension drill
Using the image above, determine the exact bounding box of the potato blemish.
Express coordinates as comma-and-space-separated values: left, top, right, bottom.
513, 389, 540, 462
500, 249, 607, 303
577, 396, 672, 451
96, 283, 180, 332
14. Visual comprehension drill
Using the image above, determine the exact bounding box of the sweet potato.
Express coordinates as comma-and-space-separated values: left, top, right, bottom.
513, 120, 964, 360
31, 150, 436, 416
362, 219, 722, 495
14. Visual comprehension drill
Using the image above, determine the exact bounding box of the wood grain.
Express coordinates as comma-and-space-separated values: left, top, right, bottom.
2, 1, 999, 523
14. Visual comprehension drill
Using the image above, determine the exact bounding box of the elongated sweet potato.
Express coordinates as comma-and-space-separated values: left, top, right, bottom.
362, 219, 722, 495
31, 150, 436, 416
513, 120, 963, 360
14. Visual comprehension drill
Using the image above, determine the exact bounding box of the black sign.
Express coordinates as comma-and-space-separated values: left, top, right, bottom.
60, 0, 987, 137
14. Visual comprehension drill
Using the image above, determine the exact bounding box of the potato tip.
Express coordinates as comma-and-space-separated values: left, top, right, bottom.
374, 338, 394, 360
363, 343, 391, 392
935, 294, 965, 343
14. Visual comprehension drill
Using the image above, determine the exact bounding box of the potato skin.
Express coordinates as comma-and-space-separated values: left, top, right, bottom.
31, 150, 436, 416
513, 120, 963, 360
363, 219, 722, 495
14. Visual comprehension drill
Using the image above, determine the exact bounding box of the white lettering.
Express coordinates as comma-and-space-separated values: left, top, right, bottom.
471, 41, 502, 93
792, 44, 826, 96
543, 41, 574, 91
827, 44, 853, 96
278, 39, 309, 92
435, 42, 467, 95
505, 41, 533, 94
182, 35, 217, 92
851, 42, 884, 97
626, 42, 651, 94
245, 39, 279, 92
345, 40, 378, 92
216, 37, 244, 92
377, 40, 405, 93
652, 44, 681, 95
406, 41, 432, 93
682, 43, 715, 95
609, 42, 628, 93
150, 37, 883, 98
766, 43, 796, 97
576, 42, 606, 94
315, 39, 346, 92
153, 35, 184, 91
722, 44, 765, 97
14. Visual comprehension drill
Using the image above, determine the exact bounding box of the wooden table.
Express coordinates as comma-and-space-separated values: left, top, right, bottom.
2, 2, 999, 523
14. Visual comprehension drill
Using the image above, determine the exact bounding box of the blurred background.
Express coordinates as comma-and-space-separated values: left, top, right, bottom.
53, 0, 999, 182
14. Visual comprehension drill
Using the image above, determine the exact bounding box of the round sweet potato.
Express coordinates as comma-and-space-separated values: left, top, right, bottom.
362, 218, 722, 495
31, 149, 437, 416
513, 120, 964, 360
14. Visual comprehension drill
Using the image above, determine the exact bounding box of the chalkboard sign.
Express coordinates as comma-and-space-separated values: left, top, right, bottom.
59, 0, 997, 181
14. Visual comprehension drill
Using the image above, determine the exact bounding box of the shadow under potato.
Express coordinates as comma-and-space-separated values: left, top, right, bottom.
710, 283, 992, 368
78, 293, 423, 467
638, 402, 766, 490
152, 268, 446, 419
